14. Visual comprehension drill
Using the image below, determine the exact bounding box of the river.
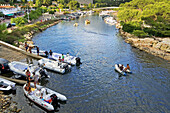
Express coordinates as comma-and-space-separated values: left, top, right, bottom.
12, 15, 170, 113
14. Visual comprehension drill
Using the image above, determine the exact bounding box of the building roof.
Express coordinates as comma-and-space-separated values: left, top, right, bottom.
0, 6, 15, 8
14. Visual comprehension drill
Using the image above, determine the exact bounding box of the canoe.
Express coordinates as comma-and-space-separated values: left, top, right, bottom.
0, 77, 16, 91
8, 61, 49, 78
38, 58, 71, 74
23, 83, 67, 111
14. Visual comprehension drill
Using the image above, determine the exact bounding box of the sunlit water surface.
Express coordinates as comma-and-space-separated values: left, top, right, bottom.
11, 15, 170, 113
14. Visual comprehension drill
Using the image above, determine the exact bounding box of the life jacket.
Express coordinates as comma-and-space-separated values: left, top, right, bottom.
2, 64, 4, 69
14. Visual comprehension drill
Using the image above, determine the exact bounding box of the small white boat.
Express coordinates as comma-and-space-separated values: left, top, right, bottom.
23, 83, 67, 111
0, 77, 16, 91
38, 58, 71, 74
8, 61, 49, 78
51, 53, 81, 66
115, 64, 132, 76
32, 50, 81, 66
85, 19, 90, 24
104, 17, 117, 25
73, 23, 78, 27
31, 49, 48, 57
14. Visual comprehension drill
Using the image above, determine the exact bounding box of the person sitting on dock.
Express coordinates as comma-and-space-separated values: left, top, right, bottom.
124, 64, 130, 71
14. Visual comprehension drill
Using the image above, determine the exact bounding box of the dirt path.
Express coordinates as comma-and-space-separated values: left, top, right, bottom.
0, 45, 27, 62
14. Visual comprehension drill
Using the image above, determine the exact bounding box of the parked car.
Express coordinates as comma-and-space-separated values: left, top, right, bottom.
0, 58, 10, 74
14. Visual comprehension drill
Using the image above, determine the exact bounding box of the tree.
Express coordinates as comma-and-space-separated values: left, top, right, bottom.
68, 0, 80, 10
11, 17, 27, 26
88, 3, 92, 9
118, 0, 170, 37
58, 3, 64, 9
22, 0, 27, 3
0, 12, 4, 17
43, 0, 52, 6
0, 23, 6, 33
35, 0, 43, 7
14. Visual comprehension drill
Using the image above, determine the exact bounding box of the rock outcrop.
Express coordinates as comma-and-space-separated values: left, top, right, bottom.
116, 22, 170, 61
125, 37, 170, 60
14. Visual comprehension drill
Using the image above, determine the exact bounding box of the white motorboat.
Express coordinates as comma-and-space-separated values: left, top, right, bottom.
38, 58, 71, 74
31, 49, 48, 57
0, 77, 16, 91
8, 61, 49, 78
51, 53, 81, 66
115, 64, 132, 76
104, 17, 117, 25
23, 83, 67, 111
32, 50, 81, 66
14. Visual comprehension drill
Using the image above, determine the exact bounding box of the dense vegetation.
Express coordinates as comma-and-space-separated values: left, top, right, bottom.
93, 0, 131, 7
0, 19, 59, 45
118, 0, 170, 37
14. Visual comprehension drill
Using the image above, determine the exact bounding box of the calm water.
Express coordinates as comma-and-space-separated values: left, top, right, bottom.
13, 15, 170, 113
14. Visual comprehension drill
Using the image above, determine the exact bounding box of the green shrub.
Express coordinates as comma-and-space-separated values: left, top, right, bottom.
132, 30, 148, 38
11, 17, 27, 26
0, 23, 7, 32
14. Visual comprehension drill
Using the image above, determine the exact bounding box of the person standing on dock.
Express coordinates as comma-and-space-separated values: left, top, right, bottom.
24, 42, 28, 52
37, 47, 39, 56
28, 46, 33, 54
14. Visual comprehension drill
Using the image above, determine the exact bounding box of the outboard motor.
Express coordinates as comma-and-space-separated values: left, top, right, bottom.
50, 94, 60, 109
63, 64, 69, 71
44, 51, 48, 58
76, 57, 81, 66
39, 68, 48, 78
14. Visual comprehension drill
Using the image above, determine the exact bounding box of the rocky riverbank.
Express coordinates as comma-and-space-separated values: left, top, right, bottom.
0, 91, 21, 113
117, 24, 170, 61
18, 20, 62, 49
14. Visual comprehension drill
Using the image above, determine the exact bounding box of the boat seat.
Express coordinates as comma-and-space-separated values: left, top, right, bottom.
35, 90, 41, 98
